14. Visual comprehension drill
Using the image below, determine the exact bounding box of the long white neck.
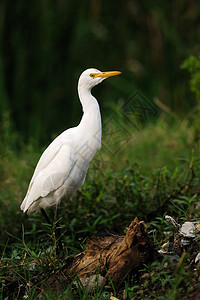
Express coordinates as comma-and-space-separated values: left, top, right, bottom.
77, 86, 102, 149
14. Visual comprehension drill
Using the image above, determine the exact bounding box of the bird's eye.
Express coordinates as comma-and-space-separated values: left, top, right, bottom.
90, 73, 95, 78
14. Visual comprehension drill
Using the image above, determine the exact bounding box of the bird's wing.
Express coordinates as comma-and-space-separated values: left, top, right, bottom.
30, 139, 65, 182
21, 143, 75, 212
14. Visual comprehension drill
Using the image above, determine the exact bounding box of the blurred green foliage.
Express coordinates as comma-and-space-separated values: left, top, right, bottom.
181, 55, 200, 140
0, 0, 200, 143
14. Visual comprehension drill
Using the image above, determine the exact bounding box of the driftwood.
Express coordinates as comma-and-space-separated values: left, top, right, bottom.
68, 217, 155, 285
42, 217, 155, 293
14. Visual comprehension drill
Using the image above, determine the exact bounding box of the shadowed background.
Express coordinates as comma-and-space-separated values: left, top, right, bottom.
0, 0, 200, 144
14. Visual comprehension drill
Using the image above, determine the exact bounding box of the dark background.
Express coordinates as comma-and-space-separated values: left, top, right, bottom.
0, 0, 200, 143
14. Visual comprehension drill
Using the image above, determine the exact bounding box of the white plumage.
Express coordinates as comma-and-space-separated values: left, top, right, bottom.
21, 68, 121, 215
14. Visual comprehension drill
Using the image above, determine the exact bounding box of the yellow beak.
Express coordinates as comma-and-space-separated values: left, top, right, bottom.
93, 71, 121, 79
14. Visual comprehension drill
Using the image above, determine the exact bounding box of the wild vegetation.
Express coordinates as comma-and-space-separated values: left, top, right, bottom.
1, 107, 200, 298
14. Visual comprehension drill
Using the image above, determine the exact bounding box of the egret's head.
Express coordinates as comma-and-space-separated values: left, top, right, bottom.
78, 68, 121, 90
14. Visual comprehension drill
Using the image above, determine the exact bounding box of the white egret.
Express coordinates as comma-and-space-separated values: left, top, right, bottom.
21, 68, 121, 222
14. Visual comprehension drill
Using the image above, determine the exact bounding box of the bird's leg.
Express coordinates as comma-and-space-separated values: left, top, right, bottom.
41, 208, 52, 226
41, 208, 62, 256
54, 205, 63, 256
40, 208, 54, 246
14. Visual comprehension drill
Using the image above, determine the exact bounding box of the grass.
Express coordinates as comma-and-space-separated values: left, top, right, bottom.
0, 111, 200, 299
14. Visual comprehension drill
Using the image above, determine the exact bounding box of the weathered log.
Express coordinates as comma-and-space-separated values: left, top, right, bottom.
68, 217, 155, 286
42, 217, 156, 294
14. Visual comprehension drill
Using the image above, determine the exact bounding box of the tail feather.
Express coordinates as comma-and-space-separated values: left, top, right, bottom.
20, 197, 28, 212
